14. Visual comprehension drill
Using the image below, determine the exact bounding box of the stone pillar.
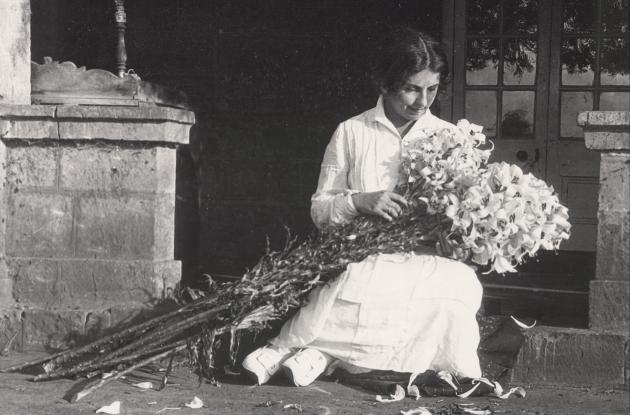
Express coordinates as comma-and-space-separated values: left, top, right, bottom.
0, 104, 194, 350
579, 111, 630, 332
0, 0, 31, 104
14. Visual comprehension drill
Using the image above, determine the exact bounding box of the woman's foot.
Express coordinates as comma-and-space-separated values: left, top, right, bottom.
241, 345, 292, 385
282, 348, 333, 387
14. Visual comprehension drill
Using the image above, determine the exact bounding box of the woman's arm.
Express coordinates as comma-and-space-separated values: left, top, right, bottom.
310, 124, 409, 229
310, 124, 360, 229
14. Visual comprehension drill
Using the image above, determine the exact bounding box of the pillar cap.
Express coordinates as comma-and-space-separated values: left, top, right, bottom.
579, 111, 630, 151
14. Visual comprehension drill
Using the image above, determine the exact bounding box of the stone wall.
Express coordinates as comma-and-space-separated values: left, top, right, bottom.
0, 104, 194, 350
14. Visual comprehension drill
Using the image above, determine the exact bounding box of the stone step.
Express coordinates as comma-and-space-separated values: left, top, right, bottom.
512, 325, 629, 388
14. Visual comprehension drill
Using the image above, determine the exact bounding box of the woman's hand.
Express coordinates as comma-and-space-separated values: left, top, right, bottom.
351, 191, 409, 221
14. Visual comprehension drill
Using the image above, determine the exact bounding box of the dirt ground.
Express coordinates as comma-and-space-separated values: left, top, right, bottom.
0, 353, 628, 415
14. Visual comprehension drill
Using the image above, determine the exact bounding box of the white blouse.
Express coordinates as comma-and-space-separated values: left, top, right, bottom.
311, 96, 456, 229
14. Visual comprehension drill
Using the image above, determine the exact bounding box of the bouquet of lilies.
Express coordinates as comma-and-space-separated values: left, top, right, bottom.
400, 120, 571, 273
3, 119, 570, 401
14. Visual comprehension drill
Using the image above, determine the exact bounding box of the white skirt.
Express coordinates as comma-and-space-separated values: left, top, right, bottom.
270, 252, 483, 378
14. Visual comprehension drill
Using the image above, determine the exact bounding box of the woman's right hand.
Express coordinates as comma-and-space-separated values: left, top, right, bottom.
351, 191, 408, 222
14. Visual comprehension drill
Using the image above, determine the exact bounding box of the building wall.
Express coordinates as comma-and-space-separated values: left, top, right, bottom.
31, 0, 443, 280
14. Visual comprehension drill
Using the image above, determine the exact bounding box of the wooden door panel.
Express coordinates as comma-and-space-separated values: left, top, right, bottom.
488, 139, 545, 177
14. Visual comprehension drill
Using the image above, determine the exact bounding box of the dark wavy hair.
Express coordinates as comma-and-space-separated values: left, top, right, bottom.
371, 26, 449, 93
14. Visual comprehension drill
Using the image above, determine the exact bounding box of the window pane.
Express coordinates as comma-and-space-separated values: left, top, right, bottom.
601, 38, 630, 85
466, 38, 499, 85
504, 0, 538, 34
602, 0, 629, 33
465, 91, 497, 138
502, 91, 535, 138
561, 38, 596, 85
562, 0, 596, 33
600, 92, 630, 109
467, 0, 500, 34
560, 92, 593, 138
504, 38, 537, 85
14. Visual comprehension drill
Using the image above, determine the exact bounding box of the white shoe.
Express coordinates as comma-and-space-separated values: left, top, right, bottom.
282, 348, 333, 387
241, 345, 292, 385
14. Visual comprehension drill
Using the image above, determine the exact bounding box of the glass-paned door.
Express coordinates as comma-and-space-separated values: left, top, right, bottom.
452, 0, 549, 182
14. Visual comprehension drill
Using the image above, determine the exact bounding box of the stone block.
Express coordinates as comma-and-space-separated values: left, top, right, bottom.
75, 195, 170, 260
0, 119, 59, 140
0, 105, 56, 118
58, 121, 191, 144
596, 210, 630, 280
0, 308, 23, 352
7, 258, 59, 308
590, 280, 630, 331
84, 309, 112, 339
9, 258, 178, 309
154, 194, 176, 260
21, 309, 87, 350
108, 304, 149, 328
0, 140, 5, 255
513, 326, 629, 387
0, 277, 14, 306
153, 260, 181, 297
59, 146, 176, 193
598, 153, 630, 212
59, 259, 179, 304
5, 192, 74, 257
156, 148, 177, 193
4, 145, 58, 188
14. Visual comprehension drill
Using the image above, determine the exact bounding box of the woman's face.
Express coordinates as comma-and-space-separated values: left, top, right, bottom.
382, 69, 441, 127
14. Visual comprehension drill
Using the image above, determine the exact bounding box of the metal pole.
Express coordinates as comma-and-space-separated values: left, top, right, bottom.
114, 0, 127, 77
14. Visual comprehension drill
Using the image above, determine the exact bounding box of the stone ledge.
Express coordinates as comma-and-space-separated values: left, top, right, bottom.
512, 326, 629, 387
578, 111, 630, 128
0, 104, 194, 144
0, 105, 56, 118
55, 105, 195, 124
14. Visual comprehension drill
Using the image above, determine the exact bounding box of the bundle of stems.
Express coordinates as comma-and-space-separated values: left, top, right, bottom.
2, 184, 446, 402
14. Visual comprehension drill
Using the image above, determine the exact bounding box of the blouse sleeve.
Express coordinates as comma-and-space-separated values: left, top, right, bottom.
310, 123, 360, 229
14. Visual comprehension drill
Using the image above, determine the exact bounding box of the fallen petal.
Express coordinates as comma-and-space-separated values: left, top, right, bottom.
376, 384, 405, 403
184, 396, 203, 409
511, 315, 537, 329
407, 384, 421, 400
495, 386, 527, 399
95, 401, 120, 414
256, 400, 283, 407
156, 408, 181, 414
283, 403, 303, 412
400, 407, 432, 415
461, 408, 492, 415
